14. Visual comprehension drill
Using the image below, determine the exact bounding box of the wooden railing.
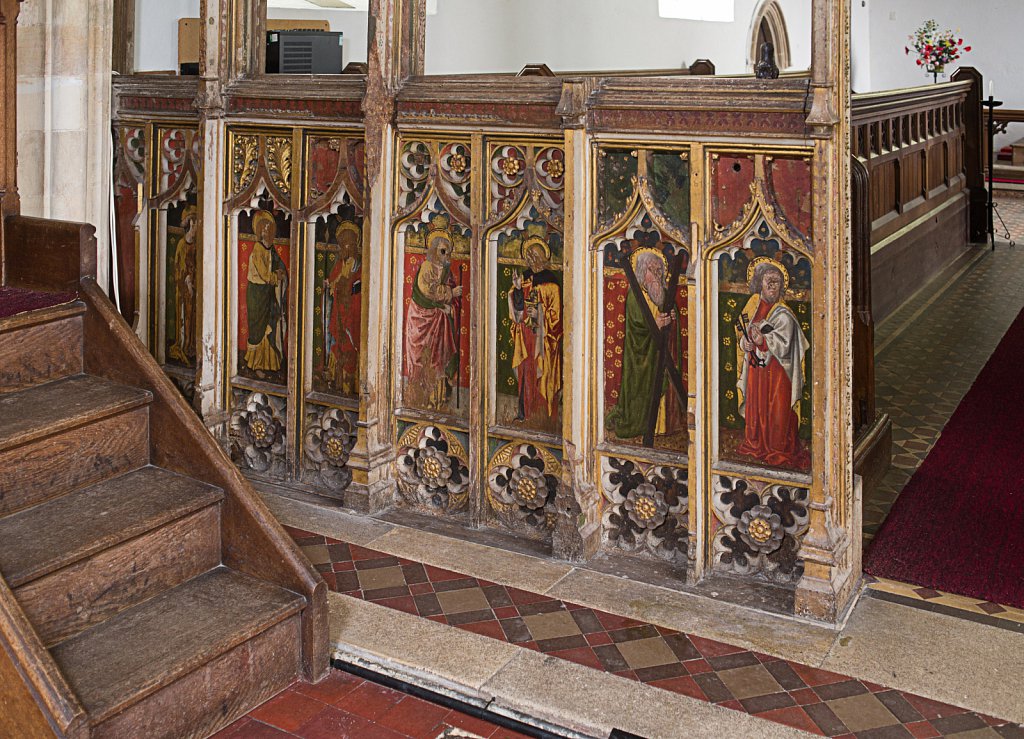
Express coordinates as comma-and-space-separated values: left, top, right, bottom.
851, 73, 982, 320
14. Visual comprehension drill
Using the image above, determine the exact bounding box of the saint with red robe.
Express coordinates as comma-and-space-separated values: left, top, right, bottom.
736, 260, 811, 469
403, 229, 463, 410
326, 220, 362, 396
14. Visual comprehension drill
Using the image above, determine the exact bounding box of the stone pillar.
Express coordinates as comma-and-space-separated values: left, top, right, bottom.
194, 0, 229, 420
553, 79, 601, 561
16, 0, 114, 288
360, 0, 425, 511
797, 0, 858, 622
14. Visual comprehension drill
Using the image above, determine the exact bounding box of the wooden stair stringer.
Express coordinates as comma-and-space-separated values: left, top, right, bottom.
79, 277, 330, 684
0, 575, 88, 739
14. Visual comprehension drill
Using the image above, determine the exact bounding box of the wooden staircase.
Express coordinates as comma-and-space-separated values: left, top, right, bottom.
0, 222, 328, 737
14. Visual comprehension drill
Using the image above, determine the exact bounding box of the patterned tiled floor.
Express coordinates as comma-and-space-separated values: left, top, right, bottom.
215, 670, 528, 739
864, 194, 1024, 544
288, 525, 1024, 738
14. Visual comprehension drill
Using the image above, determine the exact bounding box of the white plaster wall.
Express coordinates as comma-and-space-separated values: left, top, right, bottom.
867, 1, 1022, 146
133, 3, 368, 72
17, 0, 114, 290
851, 0, 871, 92
134, 0, 200, 72
425, 0, 811, 75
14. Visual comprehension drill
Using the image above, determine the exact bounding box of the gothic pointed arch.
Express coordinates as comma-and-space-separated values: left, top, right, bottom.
749, 0, 791, 72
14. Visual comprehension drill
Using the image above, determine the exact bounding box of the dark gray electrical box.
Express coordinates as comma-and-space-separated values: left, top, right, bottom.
266, 31, 344, 74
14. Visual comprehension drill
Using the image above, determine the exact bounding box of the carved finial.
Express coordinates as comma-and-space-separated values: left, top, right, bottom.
755, 42, 780, 80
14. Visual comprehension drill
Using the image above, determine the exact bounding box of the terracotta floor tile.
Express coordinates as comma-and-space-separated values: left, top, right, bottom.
377, 695, 452, 738
649, 674, 708, 702
789, 662, 850, 688
901, 693, 968, 721
905, 720, 942, 739
592, 610, 645, 632
249, 688, 331, 732
337, 681, 407, 721
373, 595, 420, 615
688, 634, 746, 658
757, 705, 825, 736
424, 564, 468, 582
292, 672, 365, 708
458, 619, 509, 641
585, 630, 613, 647
440, 710, 503, 737
296, 705, 389, 739
548, 645, 605, 671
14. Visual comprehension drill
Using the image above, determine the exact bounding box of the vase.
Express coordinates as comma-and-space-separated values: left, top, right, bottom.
927, 64, 945, 83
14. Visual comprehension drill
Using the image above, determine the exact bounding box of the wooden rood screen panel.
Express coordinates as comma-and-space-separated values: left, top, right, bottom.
383, 75, 823, 591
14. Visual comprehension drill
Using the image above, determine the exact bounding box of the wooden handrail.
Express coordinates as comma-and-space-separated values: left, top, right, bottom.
852, 81, 972, 124
0, 576, 87, 738
78, 277, 330, 683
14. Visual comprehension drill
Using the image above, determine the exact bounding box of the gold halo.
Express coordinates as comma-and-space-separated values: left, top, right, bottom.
251, 210, 276, 239
629, 246, 668, 275
426, 228, 454, 253
334, 220, 360, 241
522, 236, 550, 264
747, 256, 790, 290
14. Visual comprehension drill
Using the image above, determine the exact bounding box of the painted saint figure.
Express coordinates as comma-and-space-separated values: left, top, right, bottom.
606, 249, 684, 441
736, 260, 810, 469
244, 210, 287, 375
168, 205, 198, 365
508, 238, 562, 424
404, 228, 463, 409
326, 220, 362, 395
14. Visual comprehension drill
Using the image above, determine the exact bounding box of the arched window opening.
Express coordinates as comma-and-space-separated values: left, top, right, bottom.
749, 0, 791, 71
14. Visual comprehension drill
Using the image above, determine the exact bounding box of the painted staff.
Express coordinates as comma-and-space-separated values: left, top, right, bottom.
453, 264, 464, 408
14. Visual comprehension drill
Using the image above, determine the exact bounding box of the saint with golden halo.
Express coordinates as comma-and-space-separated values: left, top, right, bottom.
168, 204, 198, 365
325, 219, 362, 395
508, 235, 562, 425
243, 209, 287, 375
404, 218, 464, 409
735, 256, 810, 469
605, 245, 685, 444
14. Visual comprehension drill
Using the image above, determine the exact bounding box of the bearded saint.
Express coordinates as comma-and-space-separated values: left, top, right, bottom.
404, 230, 463, 409
508, 238, 562, 425
736, 261, 811, 469
244, 209, 287, 374
168, 205, 198, 365
606, 249, 684, 442
327, 220, 362, 395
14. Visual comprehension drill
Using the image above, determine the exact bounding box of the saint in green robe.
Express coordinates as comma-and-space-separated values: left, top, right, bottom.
606, 287, 684, 441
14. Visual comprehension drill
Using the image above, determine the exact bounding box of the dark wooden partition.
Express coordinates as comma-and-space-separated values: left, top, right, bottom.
852, 79, 977, 320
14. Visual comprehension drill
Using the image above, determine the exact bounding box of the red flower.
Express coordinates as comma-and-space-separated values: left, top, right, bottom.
965, 46, 972, 52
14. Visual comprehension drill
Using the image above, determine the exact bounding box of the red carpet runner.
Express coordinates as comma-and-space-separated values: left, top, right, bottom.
866, 305, 1024, 609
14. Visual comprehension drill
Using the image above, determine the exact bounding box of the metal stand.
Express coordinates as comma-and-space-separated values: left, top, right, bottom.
983, 95, 1005, 251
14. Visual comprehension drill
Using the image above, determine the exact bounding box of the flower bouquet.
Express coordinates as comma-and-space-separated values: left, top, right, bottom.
906, 20, 971, 82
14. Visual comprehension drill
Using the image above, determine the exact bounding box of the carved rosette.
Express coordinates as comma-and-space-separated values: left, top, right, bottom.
601, 457, 689, 562
396, 425, 470, 514
711, 476, 809, 583
302, 405, 357, 495
486, 442, 561, 536
229, 391, 287, 478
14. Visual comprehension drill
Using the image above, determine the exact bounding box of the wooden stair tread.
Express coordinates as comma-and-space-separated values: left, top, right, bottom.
0, 299, 85, 334
0, 466, 223, 587
0, 374, 151, 450
51, 567, 305, 723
